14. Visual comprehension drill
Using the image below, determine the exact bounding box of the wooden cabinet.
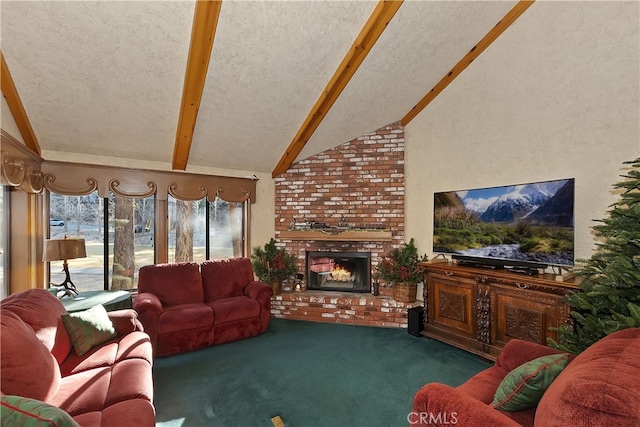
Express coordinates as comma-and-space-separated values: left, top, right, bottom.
421, 262, 579, 361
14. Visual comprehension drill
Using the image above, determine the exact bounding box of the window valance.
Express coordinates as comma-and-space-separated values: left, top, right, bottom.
40, 161, 256, 203
1, 132, 257, 202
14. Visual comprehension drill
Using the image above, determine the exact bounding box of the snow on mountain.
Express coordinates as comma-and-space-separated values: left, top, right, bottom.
479, 181, 567, 223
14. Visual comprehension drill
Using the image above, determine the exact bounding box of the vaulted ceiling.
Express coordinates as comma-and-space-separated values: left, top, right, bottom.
1, 0, 528, 177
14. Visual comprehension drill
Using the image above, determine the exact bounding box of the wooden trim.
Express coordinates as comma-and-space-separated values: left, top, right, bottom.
1, 130, 44, 193
280, 229, 392, 242
9, 190, 45, 294
155, 199, 169, 264
0, 130, 42, 164
421, 261, 580, 291
272, 0, 404, 178
0, 51, 41, 156
244, 201, 251, 258
172, 0, 223, 171
401, 0, 535, 126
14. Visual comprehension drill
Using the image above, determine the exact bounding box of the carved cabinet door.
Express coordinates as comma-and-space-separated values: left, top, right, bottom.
428, 273, 476, 339
490, 283, 563, 348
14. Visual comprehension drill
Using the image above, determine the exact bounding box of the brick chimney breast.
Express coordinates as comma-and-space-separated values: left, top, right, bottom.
274, 121, 405, 281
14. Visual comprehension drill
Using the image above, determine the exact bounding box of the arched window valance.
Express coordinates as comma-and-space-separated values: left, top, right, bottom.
40, 161, 256, 203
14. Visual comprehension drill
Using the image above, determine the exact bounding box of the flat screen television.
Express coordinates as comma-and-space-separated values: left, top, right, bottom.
433, 178, 575, 269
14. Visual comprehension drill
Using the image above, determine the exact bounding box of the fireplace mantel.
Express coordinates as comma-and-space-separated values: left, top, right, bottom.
280, 229, 392, 242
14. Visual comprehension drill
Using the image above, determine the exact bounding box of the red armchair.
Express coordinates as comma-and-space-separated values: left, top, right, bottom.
411, 329, 640, 426
134, 258, 272, 357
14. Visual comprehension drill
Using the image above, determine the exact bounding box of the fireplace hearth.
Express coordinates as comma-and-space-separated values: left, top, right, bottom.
306, 251, 371, 293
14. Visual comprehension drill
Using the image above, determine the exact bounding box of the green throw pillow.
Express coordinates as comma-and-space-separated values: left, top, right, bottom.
1, 395, 80, 427
493, 353, 571, 411
61, 304, 117, 356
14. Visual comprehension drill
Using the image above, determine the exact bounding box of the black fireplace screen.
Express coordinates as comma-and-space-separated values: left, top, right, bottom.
306, 251, 371, 293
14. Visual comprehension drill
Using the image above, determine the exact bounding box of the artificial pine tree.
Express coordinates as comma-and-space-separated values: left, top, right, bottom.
549, 158, 640, 354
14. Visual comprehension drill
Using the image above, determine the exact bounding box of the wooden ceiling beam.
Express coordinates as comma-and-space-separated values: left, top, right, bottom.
401, 0, 535, 126
172, 0, 222, 171
272, 0, 404, 178
1, 50, 41, 156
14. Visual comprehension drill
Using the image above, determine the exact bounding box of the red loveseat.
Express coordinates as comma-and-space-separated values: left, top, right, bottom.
411, 328, 640, 426
1, 288, 155, 426
133, 257, 272, 357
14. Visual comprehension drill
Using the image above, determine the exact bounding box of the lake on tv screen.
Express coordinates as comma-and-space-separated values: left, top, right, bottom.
433, 179, 574, 266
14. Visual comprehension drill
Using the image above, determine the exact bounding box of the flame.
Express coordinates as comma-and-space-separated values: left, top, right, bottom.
331, 265, 353, 282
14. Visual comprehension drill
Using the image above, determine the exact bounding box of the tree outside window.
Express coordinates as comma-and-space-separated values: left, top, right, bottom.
109, 194, 154, 290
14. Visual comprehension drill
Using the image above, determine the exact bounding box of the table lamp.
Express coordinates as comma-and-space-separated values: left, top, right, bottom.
43, 236, 86, 299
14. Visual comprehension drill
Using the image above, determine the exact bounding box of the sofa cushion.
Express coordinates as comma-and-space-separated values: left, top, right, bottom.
535, 328, 640, 426
0, 288, 72, 364
70, 399, 156, 427
456, 366, 538, 426
201, 258, 254, 301
493, 353, 570, 411
158, 303, 214, 335
209, 296, 261, 323
60, 331, 152, 377
1, 395, 79, 427
62, 305, 117, 356
138, 262, 204, 305
456, 366, 510, 404
0, 310, 61, 401
49, 359, 154, 417
496, 338, 566, 372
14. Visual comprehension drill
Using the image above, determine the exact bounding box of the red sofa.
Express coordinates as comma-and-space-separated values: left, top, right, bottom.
133, 257, 272, 357
411, 328, 640, 426
1, 288, 154, 426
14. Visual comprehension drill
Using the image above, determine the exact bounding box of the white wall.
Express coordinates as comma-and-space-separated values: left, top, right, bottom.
250, 173, 275, 251
0, 97, 24, 144
405, 1, 639, 262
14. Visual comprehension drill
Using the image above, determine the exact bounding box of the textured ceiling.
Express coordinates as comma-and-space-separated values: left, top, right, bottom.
0, 0, 518, 174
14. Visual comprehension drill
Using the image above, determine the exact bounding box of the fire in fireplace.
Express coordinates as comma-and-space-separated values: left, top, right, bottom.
306, 251, 371, 293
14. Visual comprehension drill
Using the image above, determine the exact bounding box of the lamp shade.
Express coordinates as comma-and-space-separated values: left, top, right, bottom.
43, 238, 86, 262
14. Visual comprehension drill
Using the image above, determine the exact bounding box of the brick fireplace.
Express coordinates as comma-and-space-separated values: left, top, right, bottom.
272, 122, 421, 328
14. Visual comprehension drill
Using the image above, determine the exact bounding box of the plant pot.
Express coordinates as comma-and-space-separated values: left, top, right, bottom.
271, 279, 282, 295
393, 282, 417, 303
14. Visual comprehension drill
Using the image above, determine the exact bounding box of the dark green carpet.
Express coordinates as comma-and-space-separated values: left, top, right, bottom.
154, 319, 491, 427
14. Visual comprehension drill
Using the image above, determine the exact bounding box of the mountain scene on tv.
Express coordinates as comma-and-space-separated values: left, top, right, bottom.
433, 179, 575, 267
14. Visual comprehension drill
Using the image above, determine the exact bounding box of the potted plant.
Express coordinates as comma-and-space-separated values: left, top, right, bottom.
375, 238, 428, 302
250, 238, 297, 295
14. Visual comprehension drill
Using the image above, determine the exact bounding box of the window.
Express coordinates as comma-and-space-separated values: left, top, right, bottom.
48, 191, 246, 290
48, 192, 105, 292
168, 196, 206, 263
209, 198, 244, 259
168, 196, 246, 262
108, 194, 155, 290
48, 192, 155, 291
